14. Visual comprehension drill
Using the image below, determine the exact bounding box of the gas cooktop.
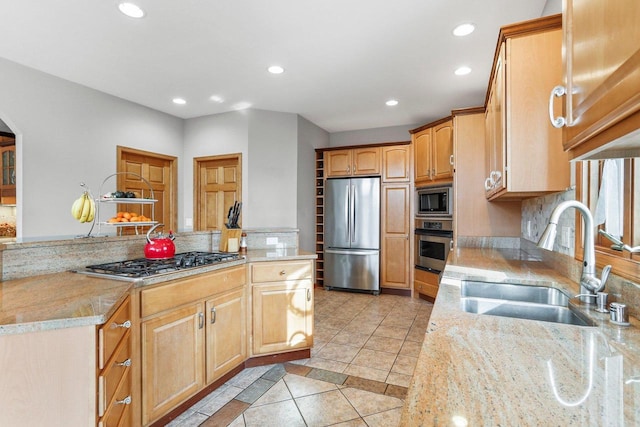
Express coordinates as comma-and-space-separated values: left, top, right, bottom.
77, 251, 242, 281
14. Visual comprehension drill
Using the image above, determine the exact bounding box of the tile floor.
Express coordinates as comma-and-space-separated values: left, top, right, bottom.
167, 288, 434, 426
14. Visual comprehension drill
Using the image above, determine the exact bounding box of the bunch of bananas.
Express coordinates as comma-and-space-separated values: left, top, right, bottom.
71, 191, 96, 223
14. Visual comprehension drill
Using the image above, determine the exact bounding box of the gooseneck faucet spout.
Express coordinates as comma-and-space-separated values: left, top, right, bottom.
537, 200, 611, 302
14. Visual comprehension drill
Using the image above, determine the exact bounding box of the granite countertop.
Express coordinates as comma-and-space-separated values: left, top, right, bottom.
0, 248, 316, 336
401, 247, 640, 426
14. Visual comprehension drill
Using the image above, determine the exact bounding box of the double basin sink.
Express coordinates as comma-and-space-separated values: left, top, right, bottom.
461, 281, 594, 327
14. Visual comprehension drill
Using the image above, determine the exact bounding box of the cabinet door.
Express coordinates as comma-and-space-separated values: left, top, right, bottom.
252, 281, 313, 355
432, 120, 454, 181
352, 147, 381, 175
141, 304, 204, 425
563, 0, 640, 153
382, 145, 411, 182
325, 150, 352, 177
381, 184, 410, 289
491, 44, 506, 193
414, 129, 432, 184
205, 288, 246, 384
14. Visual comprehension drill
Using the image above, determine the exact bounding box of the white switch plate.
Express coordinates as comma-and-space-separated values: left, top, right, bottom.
185, 217, 193, 227
266, 237, 278, 245
527, 221, 531, 238
562, 226, 571, 247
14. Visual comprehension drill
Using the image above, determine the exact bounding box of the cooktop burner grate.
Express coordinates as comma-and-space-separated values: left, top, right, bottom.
84, 251, 241, 278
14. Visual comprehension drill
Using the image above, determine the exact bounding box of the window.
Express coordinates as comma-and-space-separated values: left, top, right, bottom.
576, 158, 640, 281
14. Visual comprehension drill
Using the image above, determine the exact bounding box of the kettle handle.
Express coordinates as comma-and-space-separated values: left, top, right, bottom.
146, 223, 164, 243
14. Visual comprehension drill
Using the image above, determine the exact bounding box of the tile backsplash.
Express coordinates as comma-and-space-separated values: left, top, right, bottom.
521, 188, 576, 256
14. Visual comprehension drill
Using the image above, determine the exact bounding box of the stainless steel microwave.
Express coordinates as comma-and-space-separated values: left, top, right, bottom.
416, 185, 452, 217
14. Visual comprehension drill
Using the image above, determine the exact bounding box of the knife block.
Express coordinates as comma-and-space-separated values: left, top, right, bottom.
219, 227, 242, 252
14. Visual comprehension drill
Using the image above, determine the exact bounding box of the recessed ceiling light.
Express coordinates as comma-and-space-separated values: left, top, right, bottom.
453, 23, 475, 37
210, 95, 224, 103
454, 66, 472, 76
268, 65, 285, 74
172, 98, 186, 105
118, 2, 145, 18
386, 100, 399, 106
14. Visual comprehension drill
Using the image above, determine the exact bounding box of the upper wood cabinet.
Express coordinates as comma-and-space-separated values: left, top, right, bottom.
484, 15, 570, 201
551, 0, 640, 159
382, 145, 411, 182
325, 147, 381, 177
411, 118, 453, 187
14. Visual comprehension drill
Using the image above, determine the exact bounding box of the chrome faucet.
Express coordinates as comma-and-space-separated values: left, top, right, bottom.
537, 200, 612, 303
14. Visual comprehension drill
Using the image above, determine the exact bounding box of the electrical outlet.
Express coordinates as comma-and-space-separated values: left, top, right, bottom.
527, 221, 531, 238
266, 237, 278, 245
185, 217, 193, 227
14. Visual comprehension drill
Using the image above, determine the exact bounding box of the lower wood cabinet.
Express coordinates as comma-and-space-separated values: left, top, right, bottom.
138, 266, 246, 426
250, 260, 314, 355
381, 184, 411, 289
414, 268, 440, 299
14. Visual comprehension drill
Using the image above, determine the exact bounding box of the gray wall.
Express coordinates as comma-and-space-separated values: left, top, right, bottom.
0, 57, 184, 239
329, 123, 416, 147
297, 116, 330, 252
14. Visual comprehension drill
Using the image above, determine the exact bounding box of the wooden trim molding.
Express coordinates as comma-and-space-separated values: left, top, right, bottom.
316, 140, 410, 153
409, 116, 452, 134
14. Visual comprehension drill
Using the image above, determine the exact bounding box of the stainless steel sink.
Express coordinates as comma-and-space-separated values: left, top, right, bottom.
460, 298, 594, 327
461, 281, 570, 306
460, 281, 594, 327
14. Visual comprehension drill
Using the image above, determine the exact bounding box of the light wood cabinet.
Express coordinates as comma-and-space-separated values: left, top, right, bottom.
484, 15, 570, 201
414, 268, 439, 299
381, 184, 411, 289
325, 147, 381, 177
412, 118, 453, 187
382, 145, 411, 182
250, 260, 314, 355
138, 266, 246, 426
555, 0, 640, 159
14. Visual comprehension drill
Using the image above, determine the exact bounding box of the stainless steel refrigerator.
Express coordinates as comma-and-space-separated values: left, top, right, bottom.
324, 177, 380, 294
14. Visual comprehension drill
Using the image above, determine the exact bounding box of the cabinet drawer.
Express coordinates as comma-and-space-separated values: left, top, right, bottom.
98, 367, 132, 427
414, 269, 440, 299
98, 335, 131, 417
251, 260, 312, 283
98, 297, 131, 370
141, 266, 246, 318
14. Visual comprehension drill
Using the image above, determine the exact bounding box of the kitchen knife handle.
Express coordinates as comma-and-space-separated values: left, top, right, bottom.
210, 306, 216, 324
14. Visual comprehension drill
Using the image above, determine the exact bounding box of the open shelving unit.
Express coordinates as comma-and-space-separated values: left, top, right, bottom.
315, 150, 325, 287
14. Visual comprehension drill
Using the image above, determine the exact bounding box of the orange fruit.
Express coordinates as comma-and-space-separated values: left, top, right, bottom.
116, 212, 124, 218
108, 218, 119, 223
123, 213, 132, 220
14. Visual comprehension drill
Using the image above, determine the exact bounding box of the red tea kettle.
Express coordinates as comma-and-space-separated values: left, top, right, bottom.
145, 223, 176, 259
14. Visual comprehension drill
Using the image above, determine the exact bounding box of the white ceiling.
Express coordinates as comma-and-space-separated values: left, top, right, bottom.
0, 0, 558, 133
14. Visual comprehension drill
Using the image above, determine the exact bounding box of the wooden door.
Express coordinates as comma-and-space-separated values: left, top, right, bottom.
381, 184, 410, 289
352, 147, 381, 176
117, 147, 177, 233
194, 154, 241, 231
325, 150, 352, 177
141, 303, 204, 425
205, 288, 246, 384
563, 0, 640, 154
432, 120, 453, 181
252, 282, 313, 355
382, 145, 411, 182
414, 129, 432, 184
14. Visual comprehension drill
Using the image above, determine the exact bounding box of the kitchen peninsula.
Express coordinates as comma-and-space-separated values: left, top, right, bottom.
0, 229, 316, 427
401, 245, 640, 425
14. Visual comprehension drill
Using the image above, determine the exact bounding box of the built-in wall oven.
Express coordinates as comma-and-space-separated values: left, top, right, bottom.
415, 217, 453, 274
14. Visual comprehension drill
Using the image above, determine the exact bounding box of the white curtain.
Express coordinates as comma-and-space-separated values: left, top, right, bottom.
594, 158, 624, 237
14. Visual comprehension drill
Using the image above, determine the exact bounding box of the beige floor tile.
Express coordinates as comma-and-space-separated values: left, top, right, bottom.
316, 316, 352, 331
226, 365, 275, 388
330, 330, 372, 348
391, 355, 418, 376
315, 342, 360, 363
242, 399, 306, 427
363, 335, 404, 354
398, 340, 422, 357
228, 414, 246, 426
295, 390, 360, 427
282, 373, 337, 398
340, 387, 403, 417
405, 326, 427, 342
331, 419, 368, 427
385, 372, 412, 387
380, 315, 415, 329
305, 357, 348, 373
362, 407, 402, 427
343, 364, 389, 383
372, 325, 409, 340
313, 325, 340, 342
251, 379, 292, 407
342, 321, 378, 335
351, 348, 397, 371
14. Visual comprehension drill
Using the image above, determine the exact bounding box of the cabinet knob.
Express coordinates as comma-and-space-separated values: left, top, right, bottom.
116, 358, 132, 368
449, 155, 454, 166
549, 85, 567, 128
279, 270, 286, 276
112, 320, 131, 329
115, 396, 132, 405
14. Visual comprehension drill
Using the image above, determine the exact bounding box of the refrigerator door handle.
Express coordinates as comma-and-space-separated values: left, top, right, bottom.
345, 184, 350, 242
325, 248, 379, 256
351, 184, 356, 244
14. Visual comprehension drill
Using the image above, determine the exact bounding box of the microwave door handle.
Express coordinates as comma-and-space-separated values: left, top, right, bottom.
351, 184, 356, 243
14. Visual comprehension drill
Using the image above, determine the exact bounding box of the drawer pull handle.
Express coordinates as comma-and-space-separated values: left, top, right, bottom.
279, 270, 286, 276
113, 320, 131, 329
116, 358, 132, 368
115, 396, 132, 405
211, 306, 217, 324
307, 288, 311, 302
